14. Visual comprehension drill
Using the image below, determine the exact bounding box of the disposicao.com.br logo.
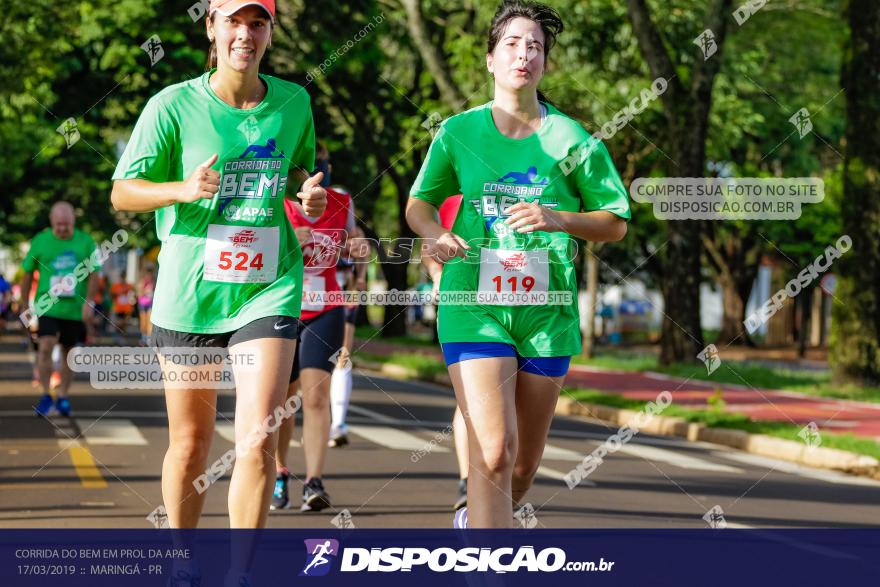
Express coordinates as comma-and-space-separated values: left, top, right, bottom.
300, 540, 614, 575
300, 539, 340, 577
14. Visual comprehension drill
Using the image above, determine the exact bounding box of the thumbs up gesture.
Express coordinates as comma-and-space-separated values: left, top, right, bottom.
178, 154, 220, 203
298, 172, 327, 218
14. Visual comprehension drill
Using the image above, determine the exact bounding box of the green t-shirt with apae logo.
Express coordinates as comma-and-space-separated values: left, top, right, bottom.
113, 71, 315, 334
410, 101, 630, 356
22, 228, 98, 321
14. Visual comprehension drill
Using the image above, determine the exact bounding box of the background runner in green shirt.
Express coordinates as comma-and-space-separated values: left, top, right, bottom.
22, 224, 97, 322
407, 0, 630, 529
110, 0, 326, 550
20, 201, 99, 417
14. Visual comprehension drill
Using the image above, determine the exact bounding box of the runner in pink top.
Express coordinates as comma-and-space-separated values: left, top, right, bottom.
273, 143, 355, 512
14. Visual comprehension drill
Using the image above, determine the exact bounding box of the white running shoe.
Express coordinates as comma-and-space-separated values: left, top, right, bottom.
453, 506, 468, 529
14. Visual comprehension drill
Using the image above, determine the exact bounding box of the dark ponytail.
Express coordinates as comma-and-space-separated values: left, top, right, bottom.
206, 41, 217, 71
537, 89, 552, 107
206, 13, 217, 71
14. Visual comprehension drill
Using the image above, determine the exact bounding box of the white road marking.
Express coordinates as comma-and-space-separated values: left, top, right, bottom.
618, 444, 744, 473
543, 443, 590, 462
215, 422, 300, 447
349, 425, 449, 453
536, 465, 597, 487
75, 419, 147, 446
716, 451, 880, 487
347, 404, 406, 425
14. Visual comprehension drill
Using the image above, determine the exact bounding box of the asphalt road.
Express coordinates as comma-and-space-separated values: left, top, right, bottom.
1, 335, 879, 529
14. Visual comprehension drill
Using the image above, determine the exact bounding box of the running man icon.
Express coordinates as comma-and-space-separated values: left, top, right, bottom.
300, 539, 339, 577
239, 138, 286, 159
497, 166, 548, 185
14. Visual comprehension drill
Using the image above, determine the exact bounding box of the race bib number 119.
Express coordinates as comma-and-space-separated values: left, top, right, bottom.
203, 224, 279, 283
477, 248, 549, 304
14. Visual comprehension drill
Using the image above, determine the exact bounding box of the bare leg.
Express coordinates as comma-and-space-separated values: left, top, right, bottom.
36, 336, 57, 396
453, 406, 469, 480
274, 380, 298, 472
56, 345, 74, 398
511, 371, 564, 507
160, 367, 218, 529
227, 337, 296, 528
300, 367, 333, 479
342, 322, 355, 355
449, 357, 518, 528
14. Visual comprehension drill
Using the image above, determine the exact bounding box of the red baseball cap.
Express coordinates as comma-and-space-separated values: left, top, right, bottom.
210, 0, 275, 22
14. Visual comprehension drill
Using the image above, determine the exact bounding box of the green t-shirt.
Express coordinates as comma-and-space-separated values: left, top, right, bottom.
22, 228, 98, 321
113, 71, 315, 333
410, 101, 630, 356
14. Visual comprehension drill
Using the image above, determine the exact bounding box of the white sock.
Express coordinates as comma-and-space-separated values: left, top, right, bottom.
51, 345, 61, 371
330, 365, 353, 435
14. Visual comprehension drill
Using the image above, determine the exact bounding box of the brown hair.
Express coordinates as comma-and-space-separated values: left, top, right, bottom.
487, 1, 564, 61
206, 13, 217, 70
487, 1, 563, 105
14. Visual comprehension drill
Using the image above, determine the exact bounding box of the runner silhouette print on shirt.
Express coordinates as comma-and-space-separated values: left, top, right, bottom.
239, 138, 286, 159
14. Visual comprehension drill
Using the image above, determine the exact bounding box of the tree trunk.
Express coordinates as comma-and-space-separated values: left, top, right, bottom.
379, 249, 411, 338
400, 0, 465, 111
702, 223, 761, 346
718, 275, 744, 344
582, 243, 599, 359
658, 243, 703, 364
831, 0, 880, 384
798, 286, 813, 359
658, 121, 706, 365
627, 0, 732, 364
379, 166, 418, 338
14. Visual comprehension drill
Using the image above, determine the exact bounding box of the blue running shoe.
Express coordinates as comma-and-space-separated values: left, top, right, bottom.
271, 473, 290, 510
35, 394, 54, 417
453, 506, 468, 529
55, 397, 71, 417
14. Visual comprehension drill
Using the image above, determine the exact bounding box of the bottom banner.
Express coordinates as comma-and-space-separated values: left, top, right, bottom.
1, 529, 878, 586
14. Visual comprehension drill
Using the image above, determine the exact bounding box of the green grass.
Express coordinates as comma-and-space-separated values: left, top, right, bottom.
354, 325, 436, 347
357, 351, 447, 380
566, 388, 880, 461
571, 351, 880, 404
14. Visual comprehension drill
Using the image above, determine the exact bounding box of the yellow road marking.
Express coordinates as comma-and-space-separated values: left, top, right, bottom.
67, 446, 107, 488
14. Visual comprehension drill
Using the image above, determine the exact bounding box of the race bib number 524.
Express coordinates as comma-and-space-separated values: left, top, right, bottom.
203, 225, 279, 283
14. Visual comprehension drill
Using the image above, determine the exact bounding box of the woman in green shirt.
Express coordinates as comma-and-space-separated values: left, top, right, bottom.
111, 0, 326, 544
407, 0, 631, 528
